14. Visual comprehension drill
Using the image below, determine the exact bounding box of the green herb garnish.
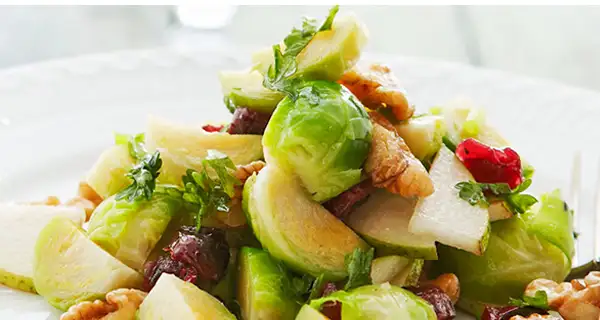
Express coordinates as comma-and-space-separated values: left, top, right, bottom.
508, 290, 550, 310
442, 136, 457, 153
115, 133, 162, 202
455, 179, 538, 214
263, 5, 339, 98
180, 150, 241, 230
344, 247, 374, 291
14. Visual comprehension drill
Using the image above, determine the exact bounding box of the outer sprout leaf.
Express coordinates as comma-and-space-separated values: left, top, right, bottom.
344, 247, 375, 291
308, 274, 327, 301
319, 5, 340, 31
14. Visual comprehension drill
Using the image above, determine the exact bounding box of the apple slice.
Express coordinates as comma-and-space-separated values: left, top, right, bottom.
138, 273, 235, 320
346, 190, 437, 260
410, 146, 490, 255
145, 116, 263, 185
370, 255, 423, 287
0, 204, 85, 293
33, 217, 143, 310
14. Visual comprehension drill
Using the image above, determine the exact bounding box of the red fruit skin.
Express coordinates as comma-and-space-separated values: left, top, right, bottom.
202, 124, 224, 132
455, 138, 523, 189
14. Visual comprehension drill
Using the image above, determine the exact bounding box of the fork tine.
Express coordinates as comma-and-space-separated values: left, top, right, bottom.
571, 151, 581, 266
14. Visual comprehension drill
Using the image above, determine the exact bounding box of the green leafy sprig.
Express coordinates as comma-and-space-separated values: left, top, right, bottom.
508, 290, 550, 310
343, 247, 375, 291
455, 178, 538, 214
115, 133, 162, 202
263, 5, 339, 98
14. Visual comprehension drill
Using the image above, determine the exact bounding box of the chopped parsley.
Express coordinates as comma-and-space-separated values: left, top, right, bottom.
344, 247, 375, 291
455, 179, 538, 214
115, 133, 162, 202
508, 290, 550, 310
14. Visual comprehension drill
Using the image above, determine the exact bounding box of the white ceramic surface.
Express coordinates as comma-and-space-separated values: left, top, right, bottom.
1, 48, 599, 319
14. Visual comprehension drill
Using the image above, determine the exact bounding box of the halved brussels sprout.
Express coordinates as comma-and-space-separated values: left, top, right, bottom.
435, 191, 573, 315
309, 283, 436, 319
263, 81, 372, 202
87, 192, 182, 271
243, 165, 369, 279
219, 70, 285, 113
238, 247, 302, 320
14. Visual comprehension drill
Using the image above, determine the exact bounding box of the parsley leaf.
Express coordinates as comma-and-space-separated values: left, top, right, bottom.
344, 247, 374, 291
180, 150, 241, 230
263, 5, 339, 98
115, 133, 162, 202
508, 290, 550, 310
442, 136, 457, 153
455, 179, 538, 215
308, 274, 327, 300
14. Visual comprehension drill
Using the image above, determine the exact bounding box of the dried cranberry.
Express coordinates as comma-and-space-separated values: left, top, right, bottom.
228, 107, 272, 135
481, 306, 548, 320
143, 255, 198, 291
167, 227, 230, 282
323, 180, 375, 218
202, 124, 224, 132
409, 285, 456, 320
455, 138, 523, 189
320, 282, 342, 320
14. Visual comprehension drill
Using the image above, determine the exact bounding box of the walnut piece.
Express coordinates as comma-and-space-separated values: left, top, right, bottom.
233, 160, 266, 184
525, 271, 600, 320
65, 182, 104, 221
365, 121, 434, 198
339, 63, 414, 121
424, 273, 460, 304
510, 314, 562, 320
60, 289, 146, 320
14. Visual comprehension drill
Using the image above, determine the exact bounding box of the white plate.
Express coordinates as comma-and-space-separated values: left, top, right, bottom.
1, 48, 599, 319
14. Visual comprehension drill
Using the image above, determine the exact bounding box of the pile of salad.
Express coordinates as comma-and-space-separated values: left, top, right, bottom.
1, 6, 594, 320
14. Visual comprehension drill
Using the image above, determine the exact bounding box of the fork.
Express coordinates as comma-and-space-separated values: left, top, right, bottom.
566, 152, 600, 280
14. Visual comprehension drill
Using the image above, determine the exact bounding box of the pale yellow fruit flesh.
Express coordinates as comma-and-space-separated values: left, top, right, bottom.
295, 305, 330, 320
33, 217, 143, 311
138, 273, 235, 320
145, 116, 263, 185
86, 145, 134, 198
0, 204, 85, 293
410, 147, 489, 255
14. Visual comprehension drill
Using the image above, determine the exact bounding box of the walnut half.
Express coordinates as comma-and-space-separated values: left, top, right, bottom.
60, 289, 147, 320
365, 120, 434, 198
525, 271, 600, 320
339, 63, 414, 121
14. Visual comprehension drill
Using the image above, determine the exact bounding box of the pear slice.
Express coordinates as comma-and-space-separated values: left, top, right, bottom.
295, 305, 329, 320
33, 217, 143, 311
145, 116, 263, 185
0, 204, 85, 293
370, 255, 423, 288
86, 145, 134, 198
410, 147, 490, 255
138, 273, 235, 320
346, 190, 437, 260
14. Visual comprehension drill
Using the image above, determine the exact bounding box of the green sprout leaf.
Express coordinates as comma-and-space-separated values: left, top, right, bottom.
308, 274, 327, 301
115, 133, 162, 202
344, 247, 375, 291
508, 290, 550, 310
263, 5, 339, 98
455, 179, 538, 215
442, 136, 457, 153
180, 150, 241, 230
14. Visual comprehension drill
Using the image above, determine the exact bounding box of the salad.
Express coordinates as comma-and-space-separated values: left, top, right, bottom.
0, 6, 592, 320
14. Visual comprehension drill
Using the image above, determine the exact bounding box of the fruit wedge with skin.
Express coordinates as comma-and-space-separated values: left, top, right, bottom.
0, 204, 85, 293
86, 144, 135, 198
138, 273, 235, 320
251, 14, 368, 82
410, 146, 490, 255
238, 247, 301, 320
219, 70, 284, 113
370, 255, 423, 287
346, 190, 438, 260
33, 217, 143, 311
145, 115, 263, 185
243, 165, 369, 279
296, 305, 330, 320
394, 114, 446, 163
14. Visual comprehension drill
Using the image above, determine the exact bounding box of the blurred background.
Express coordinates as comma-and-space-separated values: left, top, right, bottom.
0, 5, 599, 91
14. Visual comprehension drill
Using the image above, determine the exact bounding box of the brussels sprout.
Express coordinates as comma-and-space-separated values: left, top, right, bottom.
138, 273, 235, 320
238, 247, 302, 320
295, 305, 329, 320
263, 81, 372, 202
87, 192, 182, 271
243, 165, 369, 279
309, 283, 437, 320
33, 217, 143, 311
435, 191, 573, 315
219, 70, 285, 113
